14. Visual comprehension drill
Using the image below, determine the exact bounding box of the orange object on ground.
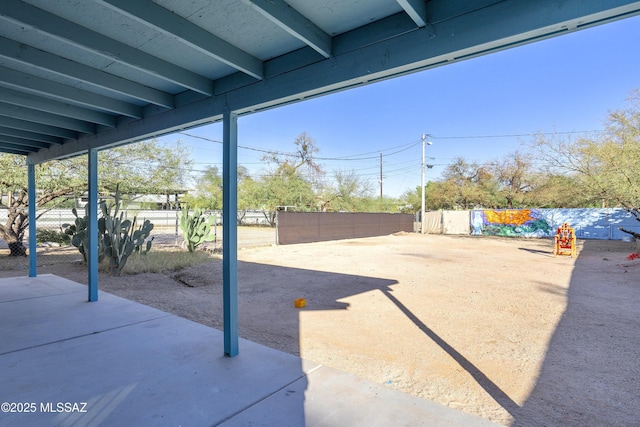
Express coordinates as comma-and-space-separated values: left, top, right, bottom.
554, 223, 577, 258
294, 298, 306, 308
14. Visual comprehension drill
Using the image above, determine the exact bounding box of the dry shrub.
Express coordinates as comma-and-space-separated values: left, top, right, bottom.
109, 248, 216, 275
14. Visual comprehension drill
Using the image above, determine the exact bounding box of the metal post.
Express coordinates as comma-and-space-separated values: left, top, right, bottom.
275, 210, 279, 245
175, 209, 179, 246
222, 108, 239, 357
87, 148, 99, 302
421, 134, 425, 234
421, 134, 432, 234
379, 152, 383, 201
27, 160, 37, 277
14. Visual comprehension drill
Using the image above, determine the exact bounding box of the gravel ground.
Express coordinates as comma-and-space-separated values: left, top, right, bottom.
1, 233, 638, 426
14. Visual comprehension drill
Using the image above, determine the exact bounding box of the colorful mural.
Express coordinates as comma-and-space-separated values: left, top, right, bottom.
473, 209, 553, 237
468, 208, 638, 239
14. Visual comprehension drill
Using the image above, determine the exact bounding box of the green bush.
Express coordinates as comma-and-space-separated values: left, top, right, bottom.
36, 228, 70, 245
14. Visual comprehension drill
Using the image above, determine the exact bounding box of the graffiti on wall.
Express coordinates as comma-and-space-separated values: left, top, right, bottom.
472, 209, 553, 237
468, 208, 638, 239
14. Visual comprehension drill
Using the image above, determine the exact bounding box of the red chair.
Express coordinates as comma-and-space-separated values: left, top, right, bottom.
554, 223, 576, 258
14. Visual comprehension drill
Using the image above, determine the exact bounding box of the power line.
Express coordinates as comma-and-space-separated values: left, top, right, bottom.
176, 128, 607, 197
315, 140, 421, 161
180, 129, 604, 166
179, 132, 296, 157
179, 131, 423, 161
431, 129, 603, 140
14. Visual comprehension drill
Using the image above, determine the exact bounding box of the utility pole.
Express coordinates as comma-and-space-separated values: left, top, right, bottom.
421, 134, 425, 234
379, 152, 383, 201
421, 134, 432, 234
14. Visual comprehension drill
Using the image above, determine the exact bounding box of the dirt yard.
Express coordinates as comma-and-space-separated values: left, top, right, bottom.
2, 233, 639, 426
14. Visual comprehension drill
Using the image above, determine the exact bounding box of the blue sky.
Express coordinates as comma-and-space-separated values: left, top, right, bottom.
162, 15, 640, 198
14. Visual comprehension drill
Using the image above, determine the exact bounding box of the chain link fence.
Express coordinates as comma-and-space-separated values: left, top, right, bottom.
0, 208, 276, 272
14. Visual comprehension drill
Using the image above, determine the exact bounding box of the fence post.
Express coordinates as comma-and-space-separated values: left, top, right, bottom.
175, 209, 179, 246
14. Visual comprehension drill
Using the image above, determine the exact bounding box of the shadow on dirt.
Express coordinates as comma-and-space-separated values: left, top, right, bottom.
234, 261, 522, 423
381, 288, 521, 419
517, 246, 554, 257
232, 261, 398, 355
513, 240, 640, 426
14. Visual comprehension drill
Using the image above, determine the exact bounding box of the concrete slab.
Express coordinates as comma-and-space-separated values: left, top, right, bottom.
1, 315, 315, 426
0, 274, 171, 355
221, 364, 500, 427
0, 274, 83, 302
0, 275, 500, 427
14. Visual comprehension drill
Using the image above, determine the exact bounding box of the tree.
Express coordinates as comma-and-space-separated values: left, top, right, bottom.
399, 185, 422, 213
0, 156, 89, 256
527, 173, 596, 208
363, 195, 400, 213
235, 166, 259, 224
0, 139, 191, 256
488, 151, 536, 208
531, 89, 640, 237
97, 139, 190, 194
182, 166, 223, 210
184, 165, 258, 223
319, 170, 374, 212
409, 151, 591, 210
431, 157, 498, 209
253, 132, 323, 225
255, 170, 316, 226
263, 132, 323, 176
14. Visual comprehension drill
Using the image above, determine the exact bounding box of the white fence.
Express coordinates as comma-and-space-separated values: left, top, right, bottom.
0, 208, 271, 230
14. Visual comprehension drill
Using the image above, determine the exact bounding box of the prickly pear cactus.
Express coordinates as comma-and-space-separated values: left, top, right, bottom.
101, 185, 154, 276
179, 205, 216, 253
63, 205, 104, 263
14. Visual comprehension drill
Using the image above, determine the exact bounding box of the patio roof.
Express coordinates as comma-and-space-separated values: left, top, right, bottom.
0, 0, 638, 162
3, 0, 640, 358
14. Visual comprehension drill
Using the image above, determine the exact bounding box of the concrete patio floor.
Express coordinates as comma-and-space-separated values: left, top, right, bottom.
0, 275, 500, 427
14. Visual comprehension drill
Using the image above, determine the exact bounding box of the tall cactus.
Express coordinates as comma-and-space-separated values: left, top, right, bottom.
101, 186, 154, 276
179, 205, 217, 253
63, 205, 104, 263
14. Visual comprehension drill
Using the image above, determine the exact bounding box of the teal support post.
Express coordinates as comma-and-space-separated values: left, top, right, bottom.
27, 161, 37, 277
222, 108, 239, 357
87, 148, 99, 302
